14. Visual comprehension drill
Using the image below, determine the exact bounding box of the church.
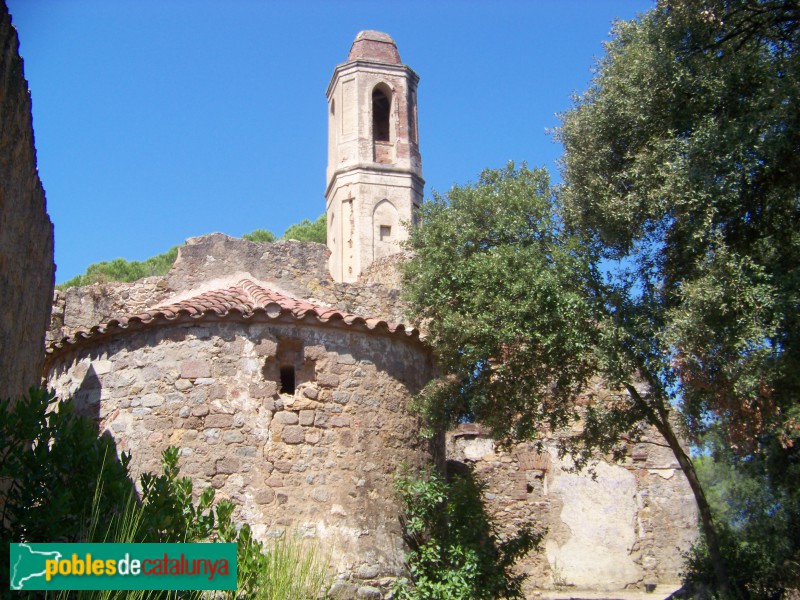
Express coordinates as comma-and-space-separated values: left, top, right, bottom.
45, 31, 697, 598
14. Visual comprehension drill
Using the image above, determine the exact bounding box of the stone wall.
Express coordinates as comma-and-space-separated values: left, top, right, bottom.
0, 0, 55, 399
49, 234, 410, 343
47, 317, 436, 595
448, 424, 698, 594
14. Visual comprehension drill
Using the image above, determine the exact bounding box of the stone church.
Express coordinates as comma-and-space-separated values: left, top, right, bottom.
43, 31, 697, 597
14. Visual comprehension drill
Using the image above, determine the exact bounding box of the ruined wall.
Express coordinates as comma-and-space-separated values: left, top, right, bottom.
448, 424, 698, 594
0, 1, 55, 399
49, 234, 410, 343
47, 318, 435, 596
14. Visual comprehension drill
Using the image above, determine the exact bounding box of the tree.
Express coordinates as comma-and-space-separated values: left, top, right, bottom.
555, 0, 799, 593
282, 214, 326, 244
243, 228, 277, 243
406, 1, 799, 596
404, 163, 725, 586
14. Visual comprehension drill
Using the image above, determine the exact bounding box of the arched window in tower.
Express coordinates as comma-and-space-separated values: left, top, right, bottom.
372, 85, 391, 143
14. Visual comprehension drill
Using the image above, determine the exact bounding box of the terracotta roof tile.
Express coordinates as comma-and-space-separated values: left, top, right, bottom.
47, 279, 420, 362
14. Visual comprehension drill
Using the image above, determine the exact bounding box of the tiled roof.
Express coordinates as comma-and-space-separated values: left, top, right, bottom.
47, 279, 419, 361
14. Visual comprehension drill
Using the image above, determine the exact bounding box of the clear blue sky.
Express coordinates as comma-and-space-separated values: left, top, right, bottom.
8, 0, 652, 284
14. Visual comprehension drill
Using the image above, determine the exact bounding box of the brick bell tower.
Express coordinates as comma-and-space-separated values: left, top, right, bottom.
325, 31, 423, 283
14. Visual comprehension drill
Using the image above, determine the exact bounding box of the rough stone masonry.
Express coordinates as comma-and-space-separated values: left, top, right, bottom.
0, 0, 55, 401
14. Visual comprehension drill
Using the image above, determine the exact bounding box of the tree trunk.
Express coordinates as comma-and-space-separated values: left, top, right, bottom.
624, 383, 733, 598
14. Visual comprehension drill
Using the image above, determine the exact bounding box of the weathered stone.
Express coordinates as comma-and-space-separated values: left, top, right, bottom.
332, 391, 351, 404
0, 4, 55, 401
205, 414, 233, 428
208, 384, 227, 400
255, 488, 276, 505
356, 564, 381, 580
215, 457, 240, 474
356, 586, 382, 599
250, 382, 278, 398
331, 415, 351, 428
336, 353, 356, 365
41, 35, 697, 590
317, 373, 340, 388
328, 582, 358, 600
223, 430, 245, 444
274, 411, 299, 425
180, 359, 210, 379
191, 405, 209, 417
312, 488, 330, 502
281, 426, 305, 445
141, 394, 164, 408
255, 339, 277, 357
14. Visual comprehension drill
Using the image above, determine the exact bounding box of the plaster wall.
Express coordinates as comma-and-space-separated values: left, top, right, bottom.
448, 427, 699, 594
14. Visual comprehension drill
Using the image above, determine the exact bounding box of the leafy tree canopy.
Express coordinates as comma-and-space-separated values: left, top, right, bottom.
242, 228, 276, 243
281, 213, 326, 244
556, 0, 800, 455
405, 1, 799, 594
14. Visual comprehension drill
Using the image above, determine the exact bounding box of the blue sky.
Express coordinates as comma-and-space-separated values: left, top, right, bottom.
8, 1, 652, 284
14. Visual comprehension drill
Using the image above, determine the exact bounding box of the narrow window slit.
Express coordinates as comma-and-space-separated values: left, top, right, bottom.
280, 365, 296, 394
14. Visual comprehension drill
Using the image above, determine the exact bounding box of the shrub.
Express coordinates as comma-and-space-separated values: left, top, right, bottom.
0, 389, 329, 599
393, 465, 540, 600
242, 229, 276, 243
58, 247, 179, 290
281, 214, 326, 244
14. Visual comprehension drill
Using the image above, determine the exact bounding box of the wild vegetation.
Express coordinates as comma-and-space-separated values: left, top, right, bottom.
403, 0, 799, 596
0, 388, 329, 599
59, 214, 327, 290
393, 466, 539, 600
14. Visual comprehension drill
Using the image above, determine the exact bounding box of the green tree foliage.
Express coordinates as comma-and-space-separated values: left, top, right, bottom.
406, 1, 799, 596
393, 466, 539, 600
281, 214, 326, 244
554, 0, 800, 594
242, 228, 277, 243
403, 152, 797, 595
686, 429, 800, 597
58, 247, 179, 290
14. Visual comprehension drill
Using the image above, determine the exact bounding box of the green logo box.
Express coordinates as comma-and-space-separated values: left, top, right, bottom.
9, 543, 237, 591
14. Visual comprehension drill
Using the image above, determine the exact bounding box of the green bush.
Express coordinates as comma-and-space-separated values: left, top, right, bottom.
281, 214, 326, 244
242, 229, 276, 243
0, 389, 329, 599
393, 465, 540, 600
58, 247, 179, 290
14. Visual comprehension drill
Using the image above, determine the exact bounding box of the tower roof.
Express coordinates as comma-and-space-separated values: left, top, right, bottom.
347, 30, 401, 65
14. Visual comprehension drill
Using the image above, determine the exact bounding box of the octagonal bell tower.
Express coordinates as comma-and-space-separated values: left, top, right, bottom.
326, 31, 423, 283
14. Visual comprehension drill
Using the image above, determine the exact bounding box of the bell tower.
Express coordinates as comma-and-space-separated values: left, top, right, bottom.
325, 31, 423, 283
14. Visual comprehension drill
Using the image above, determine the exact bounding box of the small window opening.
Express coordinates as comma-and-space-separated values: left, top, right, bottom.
526, 483, 535, 494
280, 365, 296, 394
372, 88, 390, 142
380, 225, 391, 240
